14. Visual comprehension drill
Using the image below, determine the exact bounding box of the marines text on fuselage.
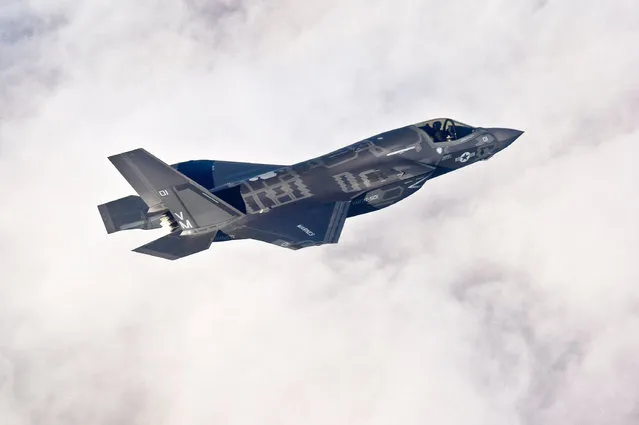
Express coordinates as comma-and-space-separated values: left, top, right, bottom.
98, 118, 523, 260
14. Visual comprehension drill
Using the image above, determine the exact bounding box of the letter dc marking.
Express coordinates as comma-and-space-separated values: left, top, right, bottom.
334, 170, 386, 193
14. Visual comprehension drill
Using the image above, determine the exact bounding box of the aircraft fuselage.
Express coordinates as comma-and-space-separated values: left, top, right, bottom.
229, 122, 521, 219
99, 118, 523, 259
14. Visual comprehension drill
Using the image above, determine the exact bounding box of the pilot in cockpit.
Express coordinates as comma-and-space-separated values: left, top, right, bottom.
421, 123, 434, 137
432, 121, 445, 142
418, 118, 477, 143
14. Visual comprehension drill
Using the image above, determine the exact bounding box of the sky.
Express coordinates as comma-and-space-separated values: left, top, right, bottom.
1, 0, 638, 424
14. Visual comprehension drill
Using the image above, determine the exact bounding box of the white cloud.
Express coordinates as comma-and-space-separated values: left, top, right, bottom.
1, 0, 638, 424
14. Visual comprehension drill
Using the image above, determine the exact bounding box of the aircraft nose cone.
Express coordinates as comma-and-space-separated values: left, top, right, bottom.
488, 128, 524, 149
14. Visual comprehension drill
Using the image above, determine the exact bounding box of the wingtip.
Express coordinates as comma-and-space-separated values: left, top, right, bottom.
107, 148, 146, 162
132, 245, 179, 260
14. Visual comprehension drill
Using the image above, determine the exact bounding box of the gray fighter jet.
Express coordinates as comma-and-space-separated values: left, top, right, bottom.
98, 118, 523, 260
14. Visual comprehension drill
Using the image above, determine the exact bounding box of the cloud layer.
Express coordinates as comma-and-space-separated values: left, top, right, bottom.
1, 0, 638, 424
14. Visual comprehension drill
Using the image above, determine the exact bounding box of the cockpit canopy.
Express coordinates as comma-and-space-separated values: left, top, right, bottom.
415, 118, 476, 143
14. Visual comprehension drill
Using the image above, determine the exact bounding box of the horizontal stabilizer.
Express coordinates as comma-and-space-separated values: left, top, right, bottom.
97, 195, 162, 234
133, 231, 213, 260
108, 149, 245, 232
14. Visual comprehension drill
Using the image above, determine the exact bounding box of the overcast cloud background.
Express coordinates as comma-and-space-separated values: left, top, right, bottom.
1, 0, 638, 424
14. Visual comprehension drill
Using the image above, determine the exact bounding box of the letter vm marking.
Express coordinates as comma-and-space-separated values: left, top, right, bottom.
179, 220, 193, 229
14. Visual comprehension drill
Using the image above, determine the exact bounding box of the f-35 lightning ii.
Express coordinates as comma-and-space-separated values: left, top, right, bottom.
98, 118, 523, 260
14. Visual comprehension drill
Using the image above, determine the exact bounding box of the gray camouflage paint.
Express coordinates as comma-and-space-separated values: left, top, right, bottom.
98, 118, 523, 259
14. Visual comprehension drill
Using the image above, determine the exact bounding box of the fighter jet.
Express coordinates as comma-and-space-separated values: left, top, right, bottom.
98, 118, 523, 260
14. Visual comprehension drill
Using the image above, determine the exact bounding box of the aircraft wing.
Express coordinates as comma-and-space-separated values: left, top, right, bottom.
232, 200, 351, 250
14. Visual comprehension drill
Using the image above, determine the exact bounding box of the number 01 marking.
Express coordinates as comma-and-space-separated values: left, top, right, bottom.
158, 190, 169, 197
